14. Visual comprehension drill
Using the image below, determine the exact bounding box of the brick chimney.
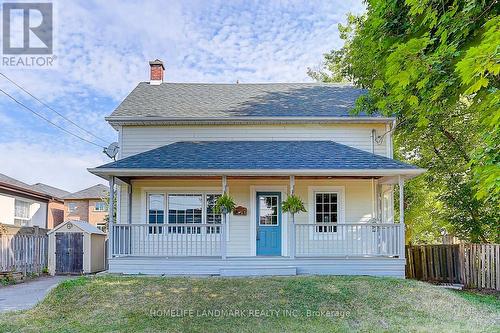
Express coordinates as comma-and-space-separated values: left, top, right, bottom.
149, 59, 164, 85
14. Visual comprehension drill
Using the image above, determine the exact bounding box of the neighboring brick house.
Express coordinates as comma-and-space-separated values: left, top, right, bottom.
0, 173, 69, 229
63, 184, 109, 230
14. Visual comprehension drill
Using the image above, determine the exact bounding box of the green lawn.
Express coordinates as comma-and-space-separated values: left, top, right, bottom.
1, 275, 498, 332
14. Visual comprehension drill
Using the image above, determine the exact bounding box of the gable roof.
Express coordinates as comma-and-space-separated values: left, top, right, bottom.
64, 184, 109, 200
107, 83, 390, 125
31, 183, 70, 199
48, 220, 106, 235
91, 141, 423, 178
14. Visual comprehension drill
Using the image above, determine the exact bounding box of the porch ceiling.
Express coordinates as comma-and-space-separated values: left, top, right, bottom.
89, 141, 425, 180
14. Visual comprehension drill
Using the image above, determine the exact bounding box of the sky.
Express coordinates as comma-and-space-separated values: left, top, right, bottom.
0, 0, 365, 192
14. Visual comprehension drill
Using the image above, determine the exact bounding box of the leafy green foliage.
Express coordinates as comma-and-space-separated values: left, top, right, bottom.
213, 192, 236, 215
102, 190, 116, 231
310, 0, 500, 243
282, 194, 307, 215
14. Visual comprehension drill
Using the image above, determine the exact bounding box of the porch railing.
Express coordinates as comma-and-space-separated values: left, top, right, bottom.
111, 222, 403, 258
112, 223, 223, 257
294, 223, 402, 257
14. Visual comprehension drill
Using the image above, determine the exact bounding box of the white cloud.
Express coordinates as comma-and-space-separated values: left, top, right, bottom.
0, 0, 365, 190
0, 141, 108, 192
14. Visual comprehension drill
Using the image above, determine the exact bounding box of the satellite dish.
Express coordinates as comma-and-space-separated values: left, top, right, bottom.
103, 142, 119, 160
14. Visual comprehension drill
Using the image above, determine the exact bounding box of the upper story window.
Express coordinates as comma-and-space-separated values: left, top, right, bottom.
315, 192, 338, 232
14, 199, 30, 226
68, 202, 78, 213
94, 201, 106, 212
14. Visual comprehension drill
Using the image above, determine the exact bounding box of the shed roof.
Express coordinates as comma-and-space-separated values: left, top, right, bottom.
48, 220, 106, 235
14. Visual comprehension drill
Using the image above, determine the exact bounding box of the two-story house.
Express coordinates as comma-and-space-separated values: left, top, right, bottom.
89, 60, 425, 277
63, 184, 109, 231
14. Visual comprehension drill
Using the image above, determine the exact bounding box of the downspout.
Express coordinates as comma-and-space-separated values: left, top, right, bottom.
371, 129, 376, 155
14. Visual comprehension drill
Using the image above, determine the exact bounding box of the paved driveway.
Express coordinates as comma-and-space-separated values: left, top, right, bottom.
0, 276, 71, 313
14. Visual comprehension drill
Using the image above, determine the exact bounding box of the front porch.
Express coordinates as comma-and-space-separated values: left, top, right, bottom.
88, 140, 425, 277
105, 175, 408, 277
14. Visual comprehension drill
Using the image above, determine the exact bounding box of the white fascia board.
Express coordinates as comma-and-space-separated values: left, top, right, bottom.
105, 116, 396, 128
88, 167, 426, 178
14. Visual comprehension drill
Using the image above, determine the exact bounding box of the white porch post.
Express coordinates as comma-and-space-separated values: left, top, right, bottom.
398, 176, 405, 259
221, 175, 228, 260
289, 175, 296, 259
108, 176, 115, 260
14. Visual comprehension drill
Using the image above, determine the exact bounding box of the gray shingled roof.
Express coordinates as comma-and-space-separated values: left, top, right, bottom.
96, 141, 418, 171
0, 173, 33, 191
108, 83, 375, 119
31, 183, 70, 199
0, 173, 67, 199
64, 184, 109, 200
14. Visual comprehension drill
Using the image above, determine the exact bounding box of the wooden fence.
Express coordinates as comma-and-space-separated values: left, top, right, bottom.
406, 244, 500, 290
0, 224, 48, 275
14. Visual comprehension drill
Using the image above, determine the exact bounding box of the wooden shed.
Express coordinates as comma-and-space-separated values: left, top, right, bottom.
48, 221, 106, 275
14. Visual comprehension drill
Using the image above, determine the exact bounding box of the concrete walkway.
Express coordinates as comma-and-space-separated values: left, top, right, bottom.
0, 276, 71, 313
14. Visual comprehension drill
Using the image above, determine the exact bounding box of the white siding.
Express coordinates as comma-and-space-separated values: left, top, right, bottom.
119, 123, 389, 158
0, 193, 47, 228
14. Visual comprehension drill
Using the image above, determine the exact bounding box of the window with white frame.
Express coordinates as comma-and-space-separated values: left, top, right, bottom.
315, 192, 338, 232
94, 201, 106, 212
14, 199, 30, 226
168, 194, 202, 234
68, 202, 77, 213
148, 194, 165, 234
147, 192, 222, 234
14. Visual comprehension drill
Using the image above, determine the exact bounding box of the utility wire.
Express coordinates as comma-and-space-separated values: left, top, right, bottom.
0, 87, 104, 148
0, 72, 109, 144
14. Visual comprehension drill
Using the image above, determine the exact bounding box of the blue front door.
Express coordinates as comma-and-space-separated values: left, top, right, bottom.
256, 192, 282, 256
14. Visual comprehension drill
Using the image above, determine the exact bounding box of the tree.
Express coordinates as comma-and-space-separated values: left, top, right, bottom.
102, 190, 116, 232
309, 0, 499, 243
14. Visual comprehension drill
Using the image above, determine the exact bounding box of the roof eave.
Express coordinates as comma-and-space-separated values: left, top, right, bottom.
88, 167, 426, 180
0, 182, 62, 201
105, 116, 396, 129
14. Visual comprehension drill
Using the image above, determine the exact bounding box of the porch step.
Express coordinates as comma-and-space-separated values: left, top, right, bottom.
219, 266, 297, 277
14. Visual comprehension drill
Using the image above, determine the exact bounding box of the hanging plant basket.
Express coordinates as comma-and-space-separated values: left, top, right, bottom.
214, 193, 237, 215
